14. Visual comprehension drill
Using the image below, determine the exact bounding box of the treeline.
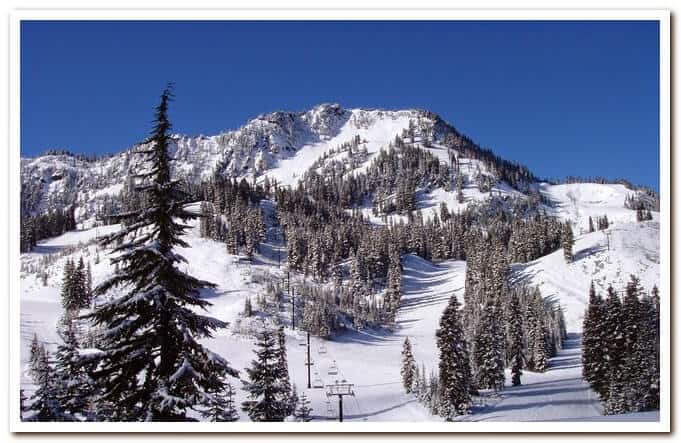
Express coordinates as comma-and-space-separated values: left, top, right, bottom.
401, 282, 566, 420
397, 232, 567, 420
20, 207, 77, 253
582, 277, 659, 415
625, 193, 656, 220
199, 201, 266, 258
300, 137, 449, 215
463, 236, 566, 378
275, 174, 568, 334
39, 149, 113, 163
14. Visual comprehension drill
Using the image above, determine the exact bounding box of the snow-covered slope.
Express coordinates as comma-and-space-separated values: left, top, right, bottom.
20, 223, 659, 422
511, 220, 659, 331
539, 183, 658, 232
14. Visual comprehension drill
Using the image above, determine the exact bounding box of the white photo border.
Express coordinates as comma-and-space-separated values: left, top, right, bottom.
8, 8, 671, 433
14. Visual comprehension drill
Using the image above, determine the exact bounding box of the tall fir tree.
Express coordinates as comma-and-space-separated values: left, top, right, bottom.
603, 285, 626, 414
26, 349, 76, 422
276, 327, 295, 416
639, 286, 660, 410
436, 295, 472, 419
562, 222, 574, 263
622, 275, 644, 411
401, 337, 417, 394
474, 296, 506, 392
508, 291, 524, 386
242, 328, 290, 422
53, 321, 95, 419
85, 86, 238, 421
582, 281, 609, 399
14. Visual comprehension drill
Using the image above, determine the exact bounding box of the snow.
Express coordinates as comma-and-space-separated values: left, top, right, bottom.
20, 222, 660, 423
19, 182, 659, 423
459, 334, 601, 421
511, 220, 659, 331
261, 109, 414, 188
539, 183, 657, 232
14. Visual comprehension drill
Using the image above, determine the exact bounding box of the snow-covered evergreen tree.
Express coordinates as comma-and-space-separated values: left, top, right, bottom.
241, 327, 290, 422
582, 281, 609, 399
638, 286, 660, 411
201, 382, 239, 422
401, 337, 417, 394
509, 291, 524, 386
603, 285, 626, 414
85, 86, 238, 421
436, 295, 471, 418
622, 275, 644, 411
562, 222, 574, 263
29, 333, 43, 379
53, 321, 95, 420
26, 349, 76, 422
243, 296, 253, 317
473, 297, 505, 392
294, 391, 313, 422
276, 327, 295, 416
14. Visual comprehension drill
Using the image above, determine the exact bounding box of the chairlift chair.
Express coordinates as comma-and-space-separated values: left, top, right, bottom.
318, 344, 327, 355
327, 360, 338, 375
325, 401, 335, 420
312, 371, 324, 389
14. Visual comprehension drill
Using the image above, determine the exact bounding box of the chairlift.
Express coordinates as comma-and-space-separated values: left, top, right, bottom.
325, 400, 335, 420
312, 371, 324, 389
327, 360, 338, 375
318, 344, 327, 355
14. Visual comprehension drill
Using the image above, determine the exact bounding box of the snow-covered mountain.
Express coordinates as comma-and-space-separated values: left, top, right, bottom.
19, 103, 661, 423
21, 105, 433, 220
20, 102, 660, 333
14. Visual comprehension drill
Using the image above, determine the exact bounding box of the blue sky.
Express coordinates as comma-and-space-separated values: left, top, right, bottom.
21, 20, 660, 189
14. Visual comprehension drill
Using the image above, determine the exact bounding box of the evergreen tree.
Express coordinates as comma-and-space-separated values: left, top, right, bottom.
85, 261, 93, 305
436, 295, 472, 419
276, 327, 295, 416
588, 216, 595, 233
29, 333, 42, 378
582, 282, 609, 399
26, 349, 76, 422
54, 321, 94, 419
562, 222, 574, 263
622, 276, 644, 411
638, 286, 660, 410
509, 291, 524, 386
242, 328, 290, 421
75, 257, 88, 308
474, 297, 506, 392
85, 86, 238, 421
603, 285, 626, 414
243, 297, 253, 317
201, 382, 239, 422
60, 259, 77, 311
401, 337, 417, 394
294, 391, 313, 422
